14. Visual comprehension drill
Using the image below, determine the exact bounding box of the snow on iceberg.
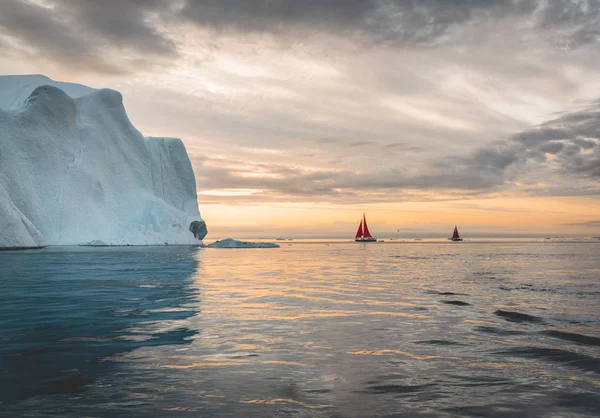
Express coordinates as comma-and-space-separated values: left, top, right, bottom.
206, 238, 280, 248
0, 75, 207, 248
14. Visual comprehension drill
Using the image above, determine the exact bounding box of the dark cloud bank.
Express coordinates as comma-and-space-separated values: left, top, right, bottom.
181, 0, 600, 48
1, 0, 600, 72
197, 101, 600, 203
0, 0, 175, 73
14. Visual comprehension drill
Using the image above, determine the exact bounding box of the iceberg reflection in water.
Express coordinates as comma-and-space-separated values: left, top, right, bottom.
0, 240, 599, 417
0, 247, 201, 405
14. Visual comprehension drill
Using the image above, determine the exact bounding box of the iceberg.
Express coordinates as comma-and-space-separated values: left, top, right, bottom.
0, 75, 207, 248
206, 238, 280, 248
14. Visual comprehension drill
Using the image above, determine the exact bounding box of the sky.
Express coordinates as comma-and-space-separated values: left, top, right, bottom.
0, 0, 599, 238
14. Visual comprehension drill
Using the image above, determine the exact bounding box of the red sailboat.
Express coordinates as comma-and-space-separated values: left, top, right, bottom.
449, 225, 463, 241
355, 213, 376, 242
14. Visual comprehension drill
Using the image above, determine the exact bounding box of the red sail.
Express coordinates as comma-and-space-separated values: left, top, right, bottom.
452, 226, 460, 240
363, 214, 373, 238
355, 219, 363, 239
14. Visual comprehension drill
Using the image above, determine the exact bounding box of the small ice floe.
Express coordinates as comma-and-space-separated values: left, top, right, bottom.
81, 240, 110, 247
205, 238, 280, 248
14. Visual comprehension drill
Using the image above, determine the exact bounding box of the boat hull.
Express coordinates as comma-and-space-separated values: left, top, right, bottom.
355, 238, 377, 242
449, 238, 463, 241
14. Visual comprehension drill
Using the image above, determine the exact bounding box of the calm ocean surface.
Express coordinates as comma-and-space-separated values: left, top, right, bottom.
1, 240, 599, 417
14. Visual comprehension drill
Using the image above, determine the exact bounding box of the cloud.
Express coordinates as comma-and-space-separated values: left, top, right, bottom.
383, 142, 423, 152
348, 141, 376, 147
193, 94, 600, 204
1, 0, 599, 75
179, 0, 600, 48
195, 151, 513, 205
179, 0, 511, 43
418, 97, 600, 195
537, 0, 600, 48
179, 0, 372, 35
514, 101, 600, 178
448, 203, 532, 213
63, 0, 175, 55
0, 0, 177, 74
563, 220, 600, 227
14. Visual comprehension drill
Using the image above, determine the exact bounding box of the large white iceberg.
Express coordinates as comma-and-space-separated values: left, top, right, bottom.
0, 74, 206, 248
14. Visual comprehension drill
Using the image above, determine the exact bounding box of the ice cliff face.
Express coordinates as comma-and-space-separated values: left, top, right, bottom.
0, 75, 206, 248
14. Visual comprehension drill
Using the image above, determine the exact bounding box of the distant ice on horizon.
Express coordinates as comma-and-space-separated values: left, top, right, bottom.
0, 74, 206, 248
206, 238, 279, 248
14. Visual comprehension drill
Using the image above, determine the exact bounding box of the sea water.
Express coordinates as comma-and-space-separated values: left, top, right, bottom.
1, 241, 599, 417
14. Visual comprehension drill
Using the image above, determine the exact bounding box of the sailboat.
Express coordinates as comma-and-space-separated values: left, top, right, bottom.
355, 213, 377, 242
449, 225, 463, 241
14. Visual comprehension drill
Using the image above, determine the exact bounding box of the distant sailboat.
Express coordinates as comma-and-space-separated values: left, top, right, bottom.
355, 213, 376, 242
449, 225, 463, 242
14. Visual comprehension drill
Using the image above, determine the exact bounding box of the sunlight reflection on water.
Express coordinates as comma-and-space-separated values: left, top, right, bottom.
1, 241, 599, 416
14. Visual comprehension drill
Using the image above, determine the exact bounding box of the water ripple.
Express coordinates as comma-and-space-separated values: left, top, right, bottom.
1, 242, 599, 417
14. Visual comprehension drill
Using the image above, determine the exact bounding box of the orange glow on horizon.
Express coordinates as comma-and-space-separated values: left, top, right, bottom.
198, 196, 600, 238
